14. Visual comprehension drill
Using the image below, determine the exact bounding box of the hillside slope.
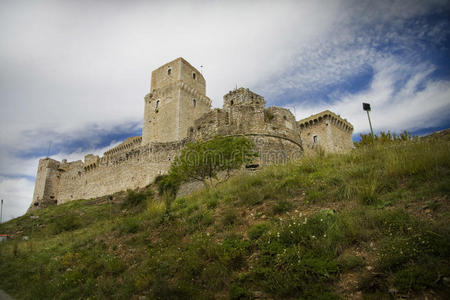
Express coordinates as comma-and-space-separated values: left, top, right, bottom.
0, 138, 449, 299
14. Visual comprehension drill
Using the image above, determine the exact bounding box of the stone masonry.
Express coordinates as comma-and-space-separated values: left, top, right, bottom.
28, 57, 353, 211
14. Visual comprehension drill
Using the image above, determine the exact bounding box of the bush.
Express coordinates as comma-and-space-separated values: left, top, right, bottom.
51, 213, 81, 234
122, 190, 151, 208
222, 209, 238, 227
117, 216, 140, 234
248, 223, 270, 240
272, 200, 293, 215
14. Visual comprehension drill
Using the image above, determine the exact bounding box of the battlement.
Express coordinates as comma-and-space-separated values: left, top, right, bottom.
29, 58, 354, 212
104, 136, 142, 156
298, 110, 353, 132
150, 57, 206, 95
142, 57, 211, 145
224, 88, 265, 109
298, 110, 354, 154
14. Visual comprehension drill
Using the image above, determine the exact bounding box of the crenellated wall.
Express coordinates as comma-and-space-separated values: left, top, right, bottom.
189, 88, 303, 164
298, 110, 354, 154
29, 58, 354, 212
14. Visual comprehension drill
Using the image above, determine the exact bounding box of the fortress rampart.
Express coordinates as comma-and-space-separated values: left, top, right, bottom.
29, 57, 353, 211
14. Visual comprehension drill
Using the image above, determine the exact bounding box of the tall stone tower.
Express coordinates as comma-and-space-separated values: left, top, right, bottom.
142, 57, 211, 144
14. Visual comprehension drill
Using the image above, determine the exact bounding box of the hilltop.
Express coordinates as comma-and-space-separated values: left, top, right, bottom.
0, 137, 449, 299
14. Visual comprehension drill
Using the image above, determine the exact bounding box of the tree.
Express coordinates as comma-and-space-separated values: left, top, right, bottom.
159, 136, 258, 194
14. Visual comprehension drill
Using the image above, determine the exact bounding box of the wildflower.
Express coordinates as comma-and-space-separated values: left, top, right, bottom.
320, 218, 323, 222
323, 234, 326, 238
312, 235, 316, 239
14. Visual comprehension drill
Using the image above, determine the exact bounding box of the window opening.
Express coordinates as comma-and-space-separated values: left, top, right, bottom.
193, 98, 196, 107
313, 135, 318, 144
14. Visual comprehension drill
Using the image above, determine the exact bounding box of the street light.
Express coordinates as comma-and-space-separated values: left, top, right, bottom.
1, 199, 3, 223
362, 102, 375, 143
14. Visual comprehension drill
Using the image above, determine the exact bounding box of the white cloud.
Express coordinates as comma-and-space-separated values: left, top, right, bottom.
0, 176, 34, 222
291, 56, 450, 135
0, 0, 449, 220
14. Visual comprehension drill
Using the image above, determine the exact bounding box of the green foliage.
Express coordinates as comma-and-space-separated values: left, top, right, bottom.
122, 189, 152, 208
264, 109, 274, 121
229, 282, 251, 299
248, 223, 270, 240
117, 216, 140, 234
222, 209, 239, 227
272, 200, 293, 215
157, 174, 182, 197
51, 213, 81, 234
0, 136, 449, 299
164, 135, 258, 189
356, 130, 417, 147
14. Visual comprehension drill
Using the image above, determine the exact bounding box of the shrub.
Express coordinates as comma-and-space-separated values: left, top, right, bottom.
229, 282, 251, 300
117, 216, 140, 234
248, 223, 270, 240
337, 253, 365, 271
271, 200, 293, 215
218, 235, 251, 269
51, 213, 81, 234
122, 190, 151, 208
222, 209, 238, 227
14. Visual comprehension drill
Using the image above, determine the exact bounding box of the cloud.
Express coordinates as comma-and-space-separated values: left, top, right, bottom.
0, 176, 34, 222
0, 0, 449, 220
291, 56, 450, 135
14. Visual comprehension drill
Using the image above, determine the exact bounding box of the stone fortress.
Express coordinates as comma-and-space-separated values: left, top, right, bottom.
29, 58, 353, 211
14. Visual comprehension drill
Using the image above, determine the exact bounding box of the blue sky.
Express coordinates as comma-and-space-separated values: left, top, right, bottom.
0, 0, 449, 221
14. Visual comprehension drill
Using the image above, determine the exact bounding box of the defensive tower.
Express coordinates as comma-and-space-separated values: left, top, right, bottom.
142, 57, 211, 144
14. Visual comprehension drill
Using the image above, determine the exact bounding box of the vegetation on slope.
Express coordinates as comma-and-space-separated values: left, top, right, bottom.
0, 137, 449, 299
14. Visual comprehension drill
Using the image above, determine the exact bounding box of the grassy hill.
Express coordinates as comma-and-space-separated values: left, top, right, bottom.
0, 137, 449, 299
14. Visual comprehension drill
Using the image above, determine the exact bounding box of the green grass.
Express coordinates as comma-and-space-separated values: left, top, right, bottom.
1, 138, 449, 299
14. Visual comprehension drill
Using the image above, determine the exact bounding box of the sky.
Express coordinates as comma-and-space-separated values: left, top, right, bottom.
0, 0, 449, 221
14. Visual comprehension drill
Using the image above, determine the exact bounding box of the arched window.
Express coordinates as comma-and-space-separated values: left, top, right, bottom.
168, 68, 172, 75
192, 72, 196, 80
156, 100, 160, 108
193, 98, 196, 107
313, 135, 318, 144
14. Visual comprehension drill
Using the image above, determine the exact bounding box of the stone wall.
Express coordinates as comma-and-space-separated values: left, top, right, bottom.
29, 58, 355, 212
189, 88, 303, 165
29, 139, 187, 210
298, 110, 353, 154
142, 57, 211, 145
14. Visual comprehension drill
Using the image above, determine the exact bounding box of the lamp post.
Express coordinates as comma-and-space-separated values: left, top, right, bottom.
1, 199, 3, 223
362, 102, 374, 143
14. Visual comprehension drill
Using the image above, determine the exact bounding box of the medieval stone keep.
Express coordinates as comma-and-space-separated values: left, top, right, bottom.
29, 57, 353, 211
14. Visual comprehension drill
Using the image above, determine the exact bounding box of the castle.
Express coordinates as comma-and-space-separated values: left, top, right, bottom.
29, 58, 353, 211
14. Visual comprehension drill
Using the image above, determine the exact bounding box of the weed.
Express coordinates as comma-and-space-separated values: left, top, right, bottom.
248, 223, 269, 240
222, 209, 238, 227
117, 216, 140, 234
122, 190, 152, 208
271, 200, 293, 215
